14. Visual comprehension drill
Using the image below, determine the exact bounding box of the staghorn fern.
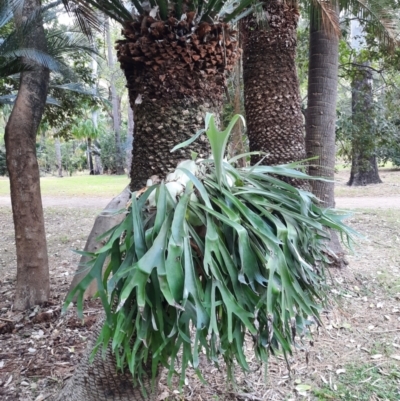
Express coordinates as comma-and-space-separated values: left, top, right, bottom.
64, 113, 356, 388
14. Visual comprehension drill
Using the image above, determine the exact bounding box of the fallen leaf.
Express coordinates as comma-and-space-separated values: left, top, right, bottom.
390, 355, 400, 360
371, 354, 383, 359
336, 369, 346, 375
295, 384, 311, 392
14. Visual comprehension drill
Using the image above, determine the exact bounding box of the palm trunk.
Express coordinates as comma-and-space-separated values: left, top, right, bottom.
4, 0, 49, 310
306, 8, 345, 266
130, 98, 219, 190
306, 7, 339, 207
241, 1, 305, 167
228, 60, 246, 167
117, 19, 239, 190
348, 63, 382, 186
106, 17, 125, 175
54, 317, 159, 401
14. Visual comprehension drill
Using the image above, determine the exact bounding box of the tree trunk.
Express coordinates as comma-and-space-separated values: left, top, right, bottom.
4, 0, 50, 311
117, 19, 239, 191
87, 137, 94, 175
306, 6, 339, 207
106, 17, 125, 175
57, 19, 239, 400
126, 104, 134, 175
348, 63, 382, 186
241, 1, 305, 167
306, 6, 345, 265
53, 317, 159, 401
228, 60, 246, 167
55, 136, 63, 177
130, 99, 218, 190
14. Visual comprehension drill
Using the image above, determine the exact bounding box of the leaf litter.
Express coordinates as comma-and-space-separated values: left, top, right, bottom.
0, 191, 400, 400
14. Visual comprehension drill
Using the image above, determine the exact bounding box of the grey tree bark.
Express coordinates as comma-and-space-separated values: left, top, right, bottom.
5, 0, 50, 310
349, 62, 382, 186
106, 17, 125, 175
55, 136, 63, 177
305, 6, 346, 266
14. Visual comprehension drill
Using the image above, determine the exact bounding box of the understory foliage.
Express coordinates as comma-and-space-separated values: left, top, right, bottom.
65, 114, 355, 388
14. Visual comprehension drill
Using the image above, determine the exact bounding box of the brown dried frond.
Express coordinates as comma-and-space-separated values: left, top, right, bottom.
312, 0, 341, 38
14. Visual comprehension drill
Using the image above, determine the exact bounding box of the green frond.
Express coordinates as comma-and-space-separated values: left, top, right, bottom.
64, 114, 356, 389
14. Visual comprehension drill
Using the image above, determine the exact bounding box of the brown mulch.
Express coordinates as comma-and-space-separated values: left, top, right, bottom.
1, 205, 400, 400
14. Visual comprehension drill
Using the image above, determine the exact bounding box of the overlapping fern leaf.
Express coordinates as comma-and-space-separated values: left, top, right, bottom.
64, 114, 355, 387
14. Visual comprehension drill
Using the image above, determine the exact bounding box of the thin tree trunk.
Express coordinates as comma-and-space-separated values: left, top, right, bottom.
5, 0, 49, 310
126, 104, 134, 174
241, 1, 305, 167
87, 137, 94, 175
106, 17, 124, 175
55, 136, 63, 177
305, 6, 346, 265
349, 62, 382, 186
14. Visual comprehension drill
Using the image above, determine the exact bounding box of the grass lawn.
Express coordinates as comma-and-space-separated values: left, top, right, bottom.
0, 175, 130, 198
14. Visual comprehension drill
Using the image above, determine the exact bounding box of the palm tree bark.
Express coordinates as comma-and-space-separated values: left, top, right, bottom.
305, 7, 339, 207
349, 63, 382, 186
5, 0, 50, 310
241, 1, 305, 167
305, 7, 346, 265
54, 317, 159, 401
117, 19, 239, 191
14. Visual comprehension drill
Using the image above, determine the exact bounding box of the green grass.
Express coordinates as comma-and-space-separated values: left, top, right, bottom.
0, 175, 130, 198
313, 363, 400, 400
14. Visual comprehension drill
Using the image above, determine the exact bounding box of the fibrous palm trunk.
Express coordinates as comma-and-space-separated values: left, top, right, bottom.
5, 0, 50, 310
56, 17, 239, 400
241, 0, 305, 167
54, 317, 159, 401
116, 17, 239, 190
349, 63, 382, 186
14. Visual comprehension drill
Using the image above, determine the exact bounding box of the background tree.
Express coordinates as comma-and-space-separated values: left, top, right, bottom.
1, 0, 98, 309
5, 0, 51, 310
105, 17, 124, 174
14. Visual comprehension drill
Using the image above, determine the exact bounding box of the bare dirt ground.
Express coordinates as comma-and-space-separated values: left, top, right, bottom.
1, 169, 400, 401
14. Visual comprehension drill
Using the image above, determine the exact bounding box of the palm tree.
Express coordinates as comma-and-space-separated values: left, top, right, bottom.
71, 117, 104, 174
63, 0, 253, 190
306, 1, 398, 195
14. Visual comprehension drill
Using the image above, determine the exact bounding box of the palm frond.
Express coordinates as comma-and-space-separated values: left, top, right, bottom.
353, 0, 400, 47
310, 0, 341, 38
62, 0, 131, 27
0, 93, 61, 106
